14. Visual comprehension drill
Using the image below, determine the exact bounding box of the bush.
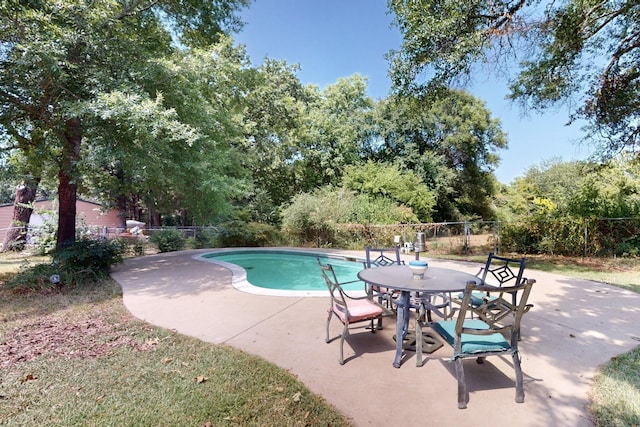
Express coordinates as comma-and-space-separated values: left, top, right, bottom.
280, 187, 419, 247
5, 238, 126, 292
53, 238, 126, 273
4, 262, 71, 292
216, 221, 281, 247
190, 227, 219, 249
149, 229, 186, 252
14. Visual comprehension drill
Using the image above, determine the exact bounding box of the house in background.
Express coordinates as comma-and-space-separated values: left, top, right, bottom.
0, 199, 121, 243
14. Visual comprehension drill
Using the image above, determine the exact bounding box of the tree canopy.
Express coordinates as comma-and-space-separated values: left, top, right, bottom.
388, 0, 640, 155
1, 0, 519, 251
0, 0, 249, 246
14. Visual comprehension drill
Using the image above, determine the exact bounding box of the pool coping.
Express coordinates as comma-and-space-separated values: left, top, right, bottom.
193, 247, 367, 297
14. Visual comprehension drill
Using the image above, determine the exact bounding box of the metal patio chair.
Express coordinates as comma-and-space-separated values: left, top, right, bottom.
318, 258, 393, 365
433, 278, 536, 408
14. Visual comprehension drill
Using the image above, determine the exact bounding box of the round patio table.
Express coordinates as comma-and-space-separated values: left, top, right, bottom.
357, 265, 479, 368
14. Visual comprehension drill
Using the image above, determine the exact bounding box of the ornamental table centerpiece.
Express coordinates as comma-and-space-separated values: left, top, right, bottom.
408, 260, 428, 279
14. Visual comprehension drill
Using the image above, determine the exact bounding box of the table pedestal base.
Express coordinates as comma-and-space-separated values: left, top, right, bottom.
393, 330, 443, 354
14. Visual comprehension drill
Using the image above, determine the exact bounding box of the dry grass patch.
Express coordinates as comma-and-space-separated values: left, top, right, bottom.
0, 275, 350, 426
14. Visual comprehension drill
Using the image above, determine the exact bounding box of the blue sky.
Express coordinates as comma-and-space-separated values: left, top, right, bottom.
233, 0, 594, 183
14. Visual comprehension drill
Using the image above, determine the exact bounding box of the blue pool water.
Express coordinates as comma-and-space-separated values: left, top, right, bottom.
203, 250, 364, 292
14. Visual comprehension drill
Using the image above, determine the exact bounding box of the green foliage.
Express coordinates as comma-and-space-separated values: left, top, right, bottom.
4, 262, 71, 293
31, 207, 59, 256
372, 90, 504, 221
240, 59, 309, 208
215, 221, 282, 247
389, 0, 640, 154
53, 238, 126, 274
149, 229, 186, 253
189, 227, 220, 249
280, 186, 419, 246
343, 161, 435, 222
5, 238, 125, 291
0, 0, 249, 245
296, 75, 375, 190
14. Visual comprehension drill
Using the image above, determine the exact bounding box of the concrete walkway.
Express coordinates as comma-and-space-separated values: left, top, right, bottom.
110, 249, 640, 426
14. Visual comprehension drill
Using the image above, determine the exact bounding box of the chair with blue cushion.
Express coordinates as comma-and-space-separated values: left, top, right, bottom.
454, 253, 531, 338
433, 278, 535, 409
318, 258, 393, 365
364, 244, 403, 268
474, 252, 528, 304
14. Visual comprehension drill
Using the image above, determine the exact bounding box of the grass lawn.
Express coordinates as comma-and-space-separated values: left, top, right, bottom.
0, 252, 350, 426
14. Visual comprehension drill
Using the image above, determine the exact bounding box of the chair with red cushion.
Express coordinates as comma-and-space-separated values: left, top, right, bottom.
318, 258, 392, 365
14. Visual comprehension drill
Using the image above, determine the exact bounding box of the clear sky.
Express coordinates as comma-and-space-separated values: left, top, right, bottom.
233, 0, 594, 183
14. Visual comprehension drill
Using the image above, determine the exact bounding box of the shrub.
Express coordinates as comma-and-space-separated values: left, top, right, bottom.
53, 238, 126, 274
5, 238, 125, 292
190, 227, 219, 249
4, 262, 71, 292
149, 229, 186, 252
216, 221, 281, 247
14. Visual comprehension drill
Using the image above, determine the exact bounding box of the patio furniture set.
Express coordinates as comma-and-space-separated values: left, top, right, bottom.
317, 247, 536, 409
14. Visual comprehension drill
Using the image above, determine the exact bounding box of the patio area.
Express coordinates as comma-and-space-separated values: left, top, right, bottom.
110, 249, 640, 426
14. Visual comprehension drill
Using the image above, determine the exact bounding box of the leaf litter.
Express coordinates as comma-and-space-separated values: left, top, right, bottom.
1, 313, 155, 369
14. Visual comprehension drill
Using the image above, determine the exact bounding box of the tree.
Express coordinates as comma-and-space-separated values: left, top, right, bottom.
388, 0, 640, 155
81, 40, 252, 227
297, 75, 375, 190
239, 58, 310, 217
2, 182, 37, 251
372, 89, 506, 221
0, 0, 248, 247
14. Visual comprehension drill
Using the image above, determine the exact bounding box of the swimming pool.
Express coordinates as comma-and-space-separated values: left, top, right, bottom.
196, 249, 366, 297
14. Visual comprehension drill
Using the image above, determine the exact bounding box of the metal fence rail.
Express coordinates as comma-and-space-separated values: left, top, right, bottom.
3, 218, 640, 257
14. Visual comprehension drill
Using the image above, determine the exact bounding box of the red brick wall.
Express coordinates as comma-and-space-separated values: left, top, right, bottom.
0, 200, 121, 243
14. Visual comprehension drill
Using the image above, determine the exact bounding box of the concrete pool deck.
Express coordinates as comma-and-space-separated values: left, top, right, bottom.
110, 248, 640, 426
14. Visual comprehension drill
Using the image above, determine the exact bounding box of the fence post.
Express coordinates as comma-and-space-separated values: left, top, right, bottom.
497, 220, 501, 254
584, 221, 588, 257
463, 221, 469, 253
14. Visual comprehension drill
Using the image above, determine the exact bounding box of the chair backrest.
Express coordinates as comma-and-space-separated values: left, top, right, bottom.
479, 252, 527, 287
317, 259, 348, 312
457, 278, 535, 338
364, 245, 403, 268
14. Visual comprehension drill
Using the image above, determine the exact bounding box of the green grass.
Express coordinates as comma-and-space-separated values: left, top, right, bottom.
0, 266, 350, 426
589, 349, 640, 426
433, 253, 640, 293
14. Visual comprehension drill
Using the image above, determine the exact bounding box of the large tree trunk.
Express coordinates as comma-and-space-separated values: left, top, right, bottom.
116, 194, 127, 229
1, 182, 38, 252
115, 166, 127, 229
56, 117, 81, 248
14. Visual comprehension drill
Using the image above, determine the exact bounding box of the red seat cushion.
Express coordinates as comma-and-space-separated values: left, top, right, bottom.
333, 299, 384, 323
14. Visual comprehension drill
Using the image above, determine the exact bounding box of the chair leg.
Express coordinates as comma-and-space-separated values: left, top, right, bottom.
339, 323, 348, 365
513, 350, 525, 403
325, 310, 333, 344
454, 358, 467, 409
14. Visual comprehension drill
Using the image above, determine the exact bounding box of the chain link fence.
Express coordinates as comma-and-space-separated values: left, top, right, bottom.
4, 218, 640, 257
308, 218, 640, 257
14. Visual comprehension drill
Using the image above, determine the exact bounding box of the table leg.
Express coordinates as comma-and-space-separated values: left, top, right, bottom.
393, 290, 410, 368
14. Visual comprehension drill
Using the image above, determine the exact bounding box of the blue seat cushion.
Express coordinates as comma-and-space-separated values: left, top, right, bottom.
457, 291, 498, 307
433, 319, 511, 356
